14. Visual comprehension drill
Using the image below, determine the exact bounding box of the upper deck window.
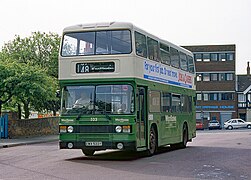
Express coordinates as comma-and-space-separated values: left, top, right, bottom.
61, 30, 132, 56
147, 37, 159, 61
170, 47, 180, 68
188, 55, 195, 73
180, 52, 188, 71
135, 32, 147, 58
160, 43, 171, 65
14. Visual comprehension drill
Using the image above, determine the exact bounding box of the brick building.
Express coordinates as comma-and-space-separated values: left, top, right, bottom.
183, 44, 237, 128
236, 62, 251, 122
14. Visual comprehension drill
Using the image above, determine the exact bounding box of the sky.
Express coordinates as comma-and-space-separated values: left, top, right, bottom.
1, 0, 251, 74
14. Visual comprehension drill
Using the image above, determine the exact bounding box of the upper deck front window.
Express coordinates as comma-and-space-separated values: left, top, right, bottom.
61, 30, 132, 56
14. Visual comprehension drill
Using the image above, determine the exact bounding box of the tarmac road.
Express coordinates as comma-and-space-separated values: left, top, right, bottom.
0, 130, 251, 179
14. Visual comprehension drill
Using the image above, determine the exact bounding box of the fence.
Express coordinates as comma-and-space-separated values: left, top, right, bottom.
0, 114, 8, 139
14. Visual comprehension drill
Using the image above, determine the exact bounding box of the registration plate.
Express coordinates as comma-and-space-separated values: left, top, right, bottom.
85, 142, 102, 146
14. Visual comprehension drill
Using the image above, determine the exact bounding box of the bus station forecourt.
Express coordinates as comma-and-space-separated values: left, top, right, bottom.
0, 135, 58, 149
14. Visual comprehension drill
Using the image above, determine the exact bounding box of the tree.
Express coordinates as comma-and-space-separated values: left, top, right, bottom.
14, 64, 58, 118
0, 59, 57, 118
0, 32, 61, 117
0, 60, 18, 115
1, 32, 60, 78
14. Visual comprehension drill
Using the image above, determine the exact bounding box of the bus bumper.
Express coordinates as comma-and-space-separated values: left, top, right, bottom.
59, 140, 136, 151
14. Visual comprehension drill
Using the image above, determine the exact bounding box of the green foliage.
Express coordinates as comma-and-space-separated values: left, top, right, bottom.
0, 32, 61, 118
1, 32, 60, 78
0, 60, 17, 108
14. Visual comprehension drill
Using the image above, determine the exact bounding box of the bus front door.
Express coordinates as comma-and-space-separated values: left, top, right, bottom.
136, 87, 147, 148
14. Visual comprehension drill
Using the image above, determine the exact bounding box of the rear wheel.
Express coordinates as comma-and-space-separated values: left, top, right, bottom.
82, 149, 95, 156
171, 124, 188, 149
147, 126, 157, 156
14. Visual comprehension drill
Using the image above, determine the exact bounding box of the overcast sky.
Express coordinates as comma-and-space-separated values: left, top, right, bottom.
1, 0, 251, 74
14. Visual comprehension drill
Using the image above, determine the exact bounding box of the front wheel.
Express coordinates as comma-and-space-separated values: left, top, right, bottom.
247, 124, 251, 129
228, 125, 233, 130
147, 126, 157, 156
82, 149, 95, 156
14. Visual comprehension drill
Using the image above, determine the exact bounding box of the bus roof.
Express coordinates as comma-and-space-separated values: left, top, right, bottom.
63, 22, 134, 32
63, 22, 193, 56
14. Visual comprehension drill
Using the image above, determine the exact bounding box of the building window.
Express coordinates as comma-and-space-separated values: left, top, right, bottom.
196, 93, 202, 100
195, 54, 202, 62
196, 74, 202, 81
196, 113, 202, 120
211, 53, 218, 61
210, 73, 218, 81
219, 73, 225, 81
209, 93, 218, 100
226, 73, 234, 81
220, 93, 233, 100
219, 53, 226, 61
238, 94, 245, 102
226, 53, 234, 61
203, 73, 210, 81
203, 93, 209, 101
203, 53, 210, 62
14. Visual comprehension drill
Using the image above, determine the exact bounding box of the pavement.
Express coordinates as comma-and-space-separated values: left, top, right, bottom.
0, 135, 59, 149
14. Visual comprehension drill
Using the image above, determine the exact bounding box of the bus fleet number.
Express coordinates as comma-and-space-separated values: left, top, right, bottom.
90, 118, 98, 121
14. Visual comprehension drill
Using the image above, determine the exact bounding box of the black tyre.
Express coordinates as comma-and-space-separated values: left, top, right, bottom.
247, 124, 251, 129
82, 149, 95, 156
147, 126, 157, 156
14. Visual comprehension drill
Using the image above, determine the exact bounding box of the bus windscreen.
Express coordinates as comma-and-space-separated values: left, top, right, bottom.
61, 30, 132, 56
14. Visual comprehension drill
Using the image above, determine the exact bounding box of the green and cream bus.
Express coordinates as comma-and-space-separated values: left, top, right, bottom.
59, 22, 196, 156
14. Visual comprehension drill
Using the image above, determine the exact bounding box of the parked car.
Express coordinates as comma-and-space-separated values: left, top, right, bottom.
196, 121, 204, 130
224, 119, 251, 130
208, 120, 221, 130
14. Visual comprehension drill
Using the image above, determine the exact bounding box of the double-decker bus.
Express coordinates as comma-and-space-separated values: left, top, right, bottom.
59, 22, 196, 156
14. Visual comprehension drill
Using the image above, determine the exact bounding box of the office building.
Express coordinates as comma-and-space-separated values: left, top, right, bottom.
183, 44, 237, 127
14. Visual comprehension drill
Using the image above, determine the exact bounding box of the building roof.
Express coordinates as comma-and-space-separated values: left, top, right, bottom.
182, 44, 235, 52
237, 75, 251, 92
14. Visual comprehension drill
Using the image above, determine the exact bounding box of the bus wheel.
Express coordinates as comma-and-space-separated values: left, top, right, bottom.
82, 149, 95, 156
147, 126, 157, 156
171, 124, 188, 149
181, 124, 188, 148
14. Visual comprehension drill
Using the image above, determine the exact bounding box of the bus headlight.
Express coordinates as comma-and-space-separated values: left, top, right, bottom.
67, 126, 74, 133
115, 126, 122, 133
115, 125, 131, 133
